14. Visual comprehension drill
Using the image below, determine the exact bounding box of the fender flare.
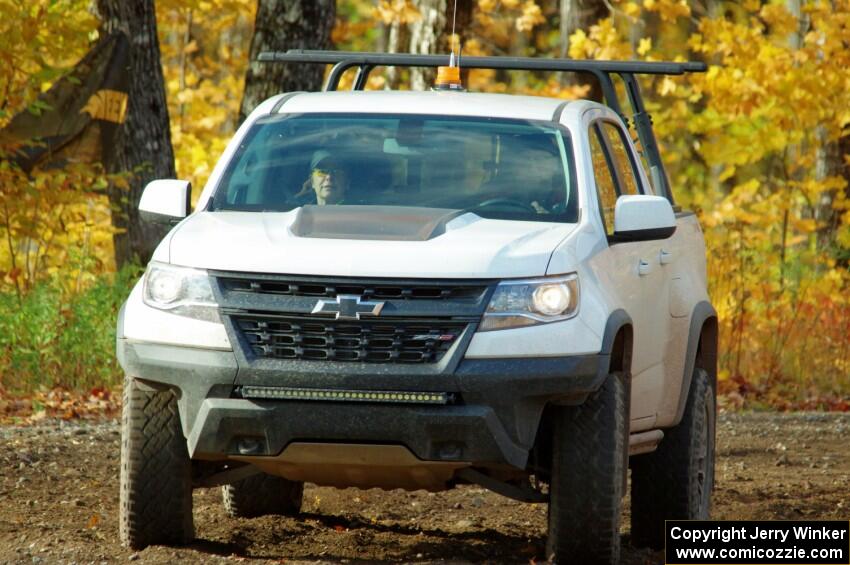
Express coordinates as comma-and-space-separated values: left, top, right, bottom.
600, 309, 633, 489
600, 309, 633, 360
673, 300, 718, 425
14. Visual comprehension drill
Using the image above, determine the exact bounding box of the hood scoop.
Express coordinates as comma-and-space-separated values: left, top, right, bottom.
289, 205, 466, 241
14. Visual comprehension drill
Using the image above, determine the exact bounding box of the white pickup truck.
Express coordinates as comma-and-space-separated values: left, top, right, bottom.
116, 51, 717, 563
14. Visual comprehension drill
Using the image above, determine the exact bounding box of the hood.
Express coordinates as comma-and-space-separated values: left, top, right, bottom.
167, 206, 577, 279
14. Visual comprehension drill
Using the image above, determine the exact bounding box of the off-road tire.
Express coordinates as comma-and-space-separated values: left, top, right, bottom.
119, 377, 194, 549
630, 367, 715, 549
222, 473, 304, 518
546, 372, 627, 564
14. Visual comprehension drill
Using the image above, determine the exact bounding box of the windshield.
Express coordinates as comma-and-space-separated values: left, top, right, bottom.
210, 113, 578, 223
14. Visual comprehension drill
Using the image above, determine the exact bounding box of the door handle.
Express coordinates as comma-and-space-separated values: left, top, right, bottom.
638, 260, 651, 276
660, 249, 673, 265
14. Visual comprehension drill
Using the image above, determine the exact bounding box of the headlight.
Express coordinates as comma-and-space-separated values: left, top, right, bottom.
142, 262, 220, 323
480, 274, 578, 331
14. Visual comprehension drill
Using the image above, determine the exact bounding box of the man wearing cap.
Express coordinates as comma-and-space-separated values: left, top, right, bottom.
295, 150, 348, 206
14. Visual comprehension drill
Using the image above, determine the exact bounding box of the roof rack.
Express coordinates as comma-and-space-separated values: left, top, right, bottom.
258, 49, 708, 204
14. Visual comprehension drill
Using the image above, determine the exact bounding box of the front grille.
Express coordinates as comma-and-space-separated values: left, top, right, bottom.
220, 277, 486, 302
233, 314, 466, 363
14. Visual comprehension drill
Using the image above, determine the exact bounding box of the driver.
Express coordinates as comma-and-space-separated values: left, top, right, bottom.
294, 150, 348, 205
480, 139, 564, 214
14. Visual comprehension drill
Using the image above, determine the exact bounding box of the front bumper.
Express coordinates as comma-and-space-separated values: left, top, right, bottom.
118, 338, 608, 471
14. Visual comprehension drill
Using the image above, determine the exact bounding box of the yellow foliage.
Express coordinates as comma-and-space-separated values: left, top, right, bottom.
515, 1, 544, 33
156, 0, 255, 203
568, 19, 633, 60
0, 159, 120, 294
642, 0, 689, 21
623, 2, 642, 18
374, 0, 421, 25
472, 0, 546, 52
0, 0, 98, 128
477, 0, 498, 12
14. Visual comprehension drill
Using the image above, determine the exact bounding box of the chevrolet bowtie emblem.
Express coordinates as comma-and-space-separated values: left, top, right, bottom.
311, 295, 385, 320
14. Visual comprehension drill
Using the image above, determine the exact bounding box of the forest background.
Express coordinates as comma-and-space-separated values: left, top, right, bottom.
0, 0, 848, 416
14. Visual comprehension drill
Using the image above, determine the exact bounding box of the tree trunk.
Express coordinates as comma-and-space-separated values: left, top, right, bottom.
450, 0, 475, 43
409, 0, 447, 91
96, 0, 175, 267
798, 0, 845, 255
559, 0, 608, 100
239, 0, 335, 124
385, 19, 410, 89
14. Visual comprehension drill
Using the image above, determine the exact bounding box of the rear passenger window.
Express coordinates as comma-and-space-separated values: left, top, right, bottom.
600, 122, 641, 196
588, 121, 644, 236
589, 128, 618, 236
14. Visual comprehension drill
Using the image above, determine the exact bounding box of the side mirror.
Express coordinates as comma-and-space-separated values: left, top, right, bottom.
612, 194, 676, 242
139, 179, 192, 224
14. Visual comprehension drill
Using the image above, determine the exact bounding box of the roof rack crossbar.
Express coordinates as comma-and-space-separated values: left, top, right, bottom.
258, 50, 707, 205
258, 50, 707, 76
618, 72, 674, 202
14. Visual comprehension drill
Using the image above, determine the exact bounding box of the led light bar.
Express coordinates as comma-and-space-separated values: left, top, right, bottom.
238, 386, 451, 405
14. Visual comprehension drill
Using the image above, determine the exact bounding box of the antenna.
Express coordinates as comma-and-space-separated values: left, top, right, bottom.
450, 0, 458, 63
436, 0, 464, 90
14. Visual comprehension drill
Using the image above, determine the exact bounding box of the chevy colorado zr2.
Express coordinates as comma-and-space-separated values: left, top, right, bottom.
116, 51, 717, 564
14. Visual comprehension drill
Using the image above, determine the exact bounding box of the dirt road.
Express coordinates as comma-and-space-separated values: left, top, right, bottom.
0, 412, 848, 564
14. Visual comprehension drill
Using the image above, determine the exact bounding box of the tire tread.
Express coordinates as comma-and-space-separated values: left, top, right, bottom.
547, 372, 626, 564
630, 368, 714, 549
119, 378, 194, 549
222, 474, 303, 518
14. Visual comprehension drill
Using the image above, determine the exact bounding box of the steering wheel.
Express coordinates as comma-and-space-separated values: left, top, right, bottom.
471, 198, 538, 214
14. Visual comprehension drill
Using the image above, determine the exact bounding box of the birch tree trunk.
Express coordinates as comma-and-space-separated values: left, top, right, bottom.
409, 0, 447, 91
239, 0, 335, 124
96, 0, 175, 267
403, 0, 473, 90
800, 0, 847, 255
385, 19, 410, 89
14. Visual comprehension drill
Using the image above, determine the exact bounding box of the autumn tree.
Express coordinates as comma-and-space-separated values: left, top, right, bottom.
239, 0, 335, 124
95, 0, 176, 267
